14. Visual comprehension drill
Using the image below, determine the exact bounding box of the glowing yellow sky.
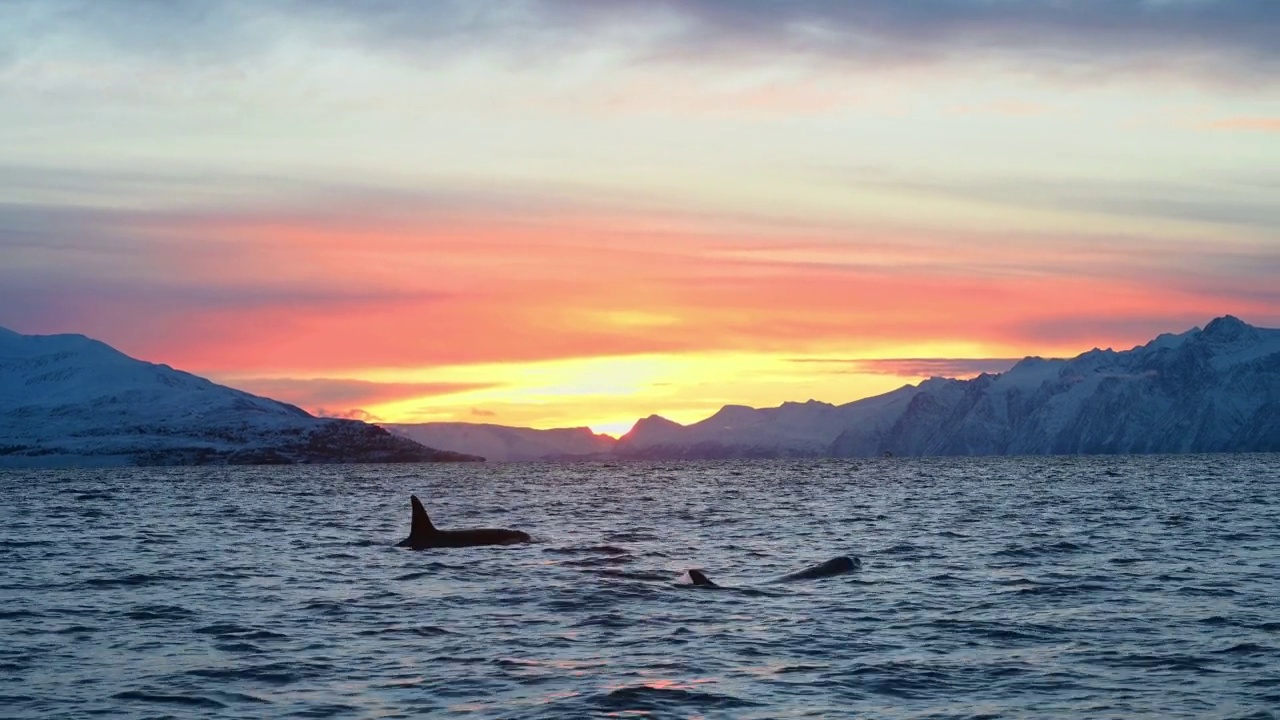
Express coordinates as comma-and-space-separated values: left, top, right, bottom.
223, 345, 1003, 436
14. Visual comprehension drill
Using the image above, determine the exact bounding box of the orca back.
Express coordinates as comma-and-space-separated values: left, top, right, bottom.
776, 555, 859, 582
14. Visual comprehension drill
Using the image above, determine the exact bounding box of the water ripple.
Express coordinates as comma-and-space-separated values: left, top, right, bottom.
0, 455, 1277, 718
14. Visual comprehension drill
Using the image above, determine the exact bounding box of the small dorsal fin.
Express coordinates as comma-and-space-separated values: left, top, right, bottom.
410, 495, 436, 538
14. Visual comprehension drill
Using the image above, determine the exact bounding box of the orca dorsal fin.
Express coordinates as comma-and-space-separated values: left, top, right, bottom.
409, 495, 436, 538
687, 569, 716, 587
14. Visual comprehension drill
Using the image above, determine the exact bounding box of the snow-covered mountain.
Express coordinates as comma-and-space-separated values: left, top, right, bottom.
9, 315, 1273, 467
0, 328, 481, 467
382, 422, 615, 462
615, 316, 1280, 458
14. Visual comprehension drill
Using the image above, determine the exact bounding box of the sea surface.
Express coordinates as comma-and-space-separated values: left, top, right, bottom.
2, 456, 1278, 719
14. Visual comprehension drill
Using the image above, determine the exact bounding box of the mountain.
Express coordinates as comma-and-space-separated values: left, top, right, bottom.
0, 328, 482, 468
7, 315, 1274, 467
382, 422, 615, 462
615, 315, 1280, 458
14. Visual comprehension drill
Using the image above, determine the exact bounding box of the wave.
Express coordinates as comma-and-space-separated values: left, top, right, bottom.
111, 690, 227, 709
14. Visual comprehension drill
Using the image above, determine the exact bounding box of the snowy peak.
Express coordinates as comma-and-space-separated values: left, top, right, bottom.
1189, 315, 1280, 366
1200, 315, 1256, 344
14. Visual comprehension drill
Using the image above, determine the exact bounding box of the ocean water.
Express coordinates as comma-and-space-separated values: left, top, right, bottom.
2, 456, 1278, 719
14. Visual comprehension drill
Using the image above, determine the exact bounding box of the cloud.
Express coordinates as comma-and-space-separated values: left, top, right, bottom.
1205, 117, 1280, 133
222, 377, 495, 411
2, 164, 1275, 377
316, 408, 383, 422
0, 0, 280, 69
834, 172, 1280, 230
470, 408, 497, 417
5, 1, 1277, 86
1007, 314, 1218, 350
791, 357, 1020, 378
585, 0, 1280, 83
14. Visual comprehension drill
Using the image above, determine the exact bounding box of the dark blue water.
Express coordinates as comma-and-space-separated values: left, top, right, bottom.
2, 456, 1278, 719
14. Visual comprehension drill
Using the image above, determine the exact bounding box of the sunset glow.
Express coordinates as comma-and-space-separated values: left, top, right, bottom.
3, 1, 1277, 433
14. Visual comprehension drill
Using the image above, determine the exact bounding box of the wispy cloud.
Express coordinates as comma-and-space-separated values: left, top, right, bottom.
3, 168, 1276, 377
830, 172, 1280, 230
791, 357, 1020, 378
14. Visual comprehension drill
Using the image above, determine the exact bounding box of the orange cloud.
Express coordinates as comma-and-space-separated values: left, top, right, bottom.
106, 204, 1275, 383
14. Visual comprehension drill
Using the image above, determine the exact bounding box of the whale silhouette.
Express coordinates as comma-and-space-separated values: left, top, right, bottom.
396, 495, 531, 549
683, 556, 859, 587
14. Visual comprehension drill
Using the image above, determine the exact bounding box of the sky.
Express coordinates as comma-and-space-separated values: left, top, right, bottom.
2, 0, 1278, 435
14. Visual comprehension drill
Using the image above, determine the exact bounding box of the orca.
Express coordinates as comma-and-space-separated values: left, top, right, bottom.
397, 495, 531, 549
773, 555, 860, 582
681, 556, 859, 588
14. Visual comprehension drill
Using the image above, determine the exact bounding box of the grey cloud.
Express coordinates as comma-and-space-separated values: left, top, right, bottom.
3, 1, 1276, 84
0, 0, 276, 67
316, 408, 383, 422
0, 164, 647, 228
0, 188, 453, 333
963, 180, 1274, 230
597, 0, 1280, 82
0, 270, 444, 336
223, 377, 493, 408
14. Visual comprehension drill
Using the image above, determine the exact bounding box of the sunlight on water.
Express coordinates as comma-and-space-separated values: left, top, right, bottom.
1, 456, 1278, 718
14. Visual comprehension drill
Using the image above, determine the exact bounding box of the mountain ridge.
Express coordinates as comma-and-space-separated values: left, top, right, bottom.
3, 316, 1276, 466
387, 315, 1280, 460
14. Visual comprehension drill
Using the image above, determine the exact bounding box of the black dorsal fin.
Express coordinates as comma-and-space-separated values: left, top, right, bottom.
687, 569, 716, 587
410, 495, 436, 538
